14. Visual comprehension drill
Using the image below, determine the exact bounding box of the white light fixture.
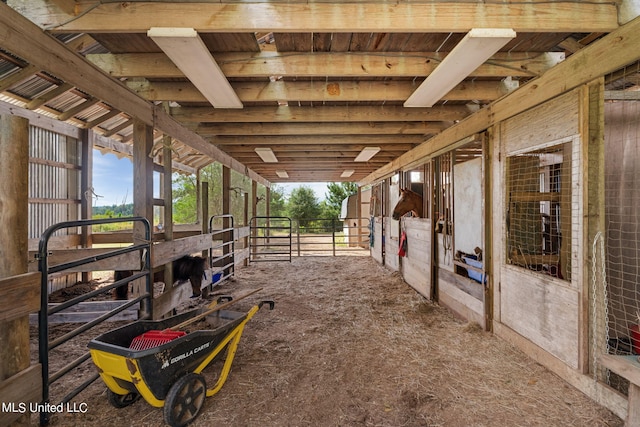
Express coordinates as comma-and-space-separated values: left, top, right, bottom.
354, 147, 381, 162
404, 28, 516, 108
147, 27, 242, 109
341, 170, 355, 178
276, 170, 289, 178
255, 147, 278, 163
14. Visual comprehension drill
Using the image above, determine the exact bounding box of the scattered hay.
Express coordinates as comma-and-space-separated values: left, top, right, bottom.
41, 256, 622, 427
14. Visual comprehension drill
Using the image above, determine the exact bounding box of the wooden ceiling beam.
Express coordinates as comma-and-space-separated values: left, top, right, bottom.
89, 52, 564, 79
171, 105, 470, 123
33, 2, 618, 33
192, 121, 445, 136
211, 135, 424, 146
218, 144, 417, 153
128, 79, 511, 103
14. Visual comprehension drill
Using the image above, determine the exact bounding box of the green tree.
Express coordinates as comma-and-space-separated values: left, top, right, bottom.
269, 184, 287, 217
287, 186, 321, 227
324, 182, 358, 219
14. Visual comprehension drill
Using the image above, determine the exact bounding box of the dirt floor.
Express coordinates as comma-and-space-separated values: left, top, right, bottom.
36, 255, 623, 427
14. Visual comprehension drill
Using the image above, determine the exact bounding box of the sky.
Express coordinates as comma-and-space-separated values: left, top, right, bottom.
91, 150, 329, 207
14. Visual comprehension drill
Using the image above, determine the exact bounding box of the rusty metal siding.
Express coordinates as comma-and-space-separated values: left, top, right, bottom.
28, 125, 83, 292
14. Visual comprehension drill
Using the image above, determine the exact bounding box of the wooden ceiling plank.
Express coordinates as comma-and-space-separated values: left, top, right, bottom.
87, 52, 564, 79
34, 2, 618, 33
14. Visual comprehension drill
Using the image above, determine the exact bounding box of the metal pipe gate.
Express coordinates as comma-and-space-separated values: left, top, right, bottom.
37, 217, 152, 425
249, 216, 292, 262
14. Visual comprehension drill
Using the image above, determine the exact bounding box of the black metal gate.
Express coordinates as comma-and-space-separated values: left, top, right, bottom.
37, 217, 152, 425
249, 216, 292, 262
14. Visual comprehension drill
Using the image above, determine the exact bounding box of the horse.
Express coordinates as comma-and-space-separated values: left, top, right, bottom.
392, 188, 423, 220
114, 255, 208, 299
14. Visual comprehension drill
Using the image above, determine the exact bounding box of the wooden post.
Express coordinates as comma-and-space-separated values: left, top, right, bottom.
356, 185, 362, 247
0, 115, 30, 426
162, 133, 173, 289
132, 119, 154, 309
80, 129, 93, 283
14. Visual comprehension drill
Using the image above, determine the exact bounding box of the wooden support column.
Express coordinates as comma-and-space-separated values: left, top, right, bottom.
162, 133, 173, 289
80, 129, 93, 283
132, 119, 154, 310
0, 115, 30, 427
133, 119, 154, 240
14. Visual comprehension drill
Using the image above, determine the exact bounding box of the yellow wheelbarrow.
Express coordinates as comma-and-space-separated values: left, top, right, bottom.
89, 299, 274, 427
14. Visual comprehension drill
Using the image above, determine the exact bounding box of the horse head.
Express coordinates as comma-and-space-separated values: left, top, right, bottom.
392, 188, 424, 220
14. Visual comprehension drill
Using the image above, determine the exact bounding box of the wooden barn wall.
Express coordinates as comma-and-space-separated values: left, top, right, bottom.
28, 125, 82, 293
493, 88, 583, 370
401, 218, 432, 299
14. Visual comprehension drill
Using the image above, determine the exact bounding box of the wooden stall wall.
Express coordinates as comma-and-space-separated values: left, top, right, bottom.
401, 217, 432, 299
437, 152, 486, 328
492, 88, 584, 370
371, 218, 384, 264
384, 176, 401, 272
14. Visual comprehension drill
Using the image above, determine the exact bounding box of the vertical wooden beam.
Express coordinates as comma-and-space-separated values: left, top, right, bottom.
0, 114, 30, 427
584, 78, 606, 377
132, 119, 153, 308
196, 169, 202, 225
251, 180, 258, 225
483, 131, 494, 332
80, 129, 93, 283
133, 119, 154, 240
162, 133, 173, 288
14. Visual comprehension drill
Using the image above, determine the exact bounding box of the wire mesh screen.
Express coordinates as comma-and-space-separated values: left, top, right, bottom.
506, 143, 572, 281
603, 96, 640, 364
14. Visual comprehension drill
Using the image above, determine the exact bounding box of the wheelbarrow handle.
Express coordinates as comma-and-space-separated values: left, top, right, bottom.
258, 300, 275, 310
171, 288, 263, 331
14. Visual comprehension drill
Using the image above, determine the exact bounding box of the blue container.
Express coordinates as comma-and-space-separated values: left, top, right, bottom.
463, 256, 485, 284
211, 272, 223, 285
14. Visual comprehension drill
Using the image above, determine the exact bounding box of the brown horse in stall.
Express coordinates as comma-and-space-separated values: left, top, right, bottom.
392, 188, 423, 220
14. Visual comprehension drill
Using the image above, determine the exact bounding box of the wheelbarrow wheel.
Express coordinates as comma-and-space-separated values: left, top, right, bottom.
164, 373, 207, 427
107, 389, 140, 408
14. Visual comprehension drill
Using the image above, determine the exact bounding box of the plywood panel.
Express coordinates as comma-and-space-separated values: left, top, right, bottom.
384, 217, 399, 272
371, 219, 383, 264
402, 218, 431, 299
454, 157, 483, 254
503, 89, 580, 155
500, 266, 580, 369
